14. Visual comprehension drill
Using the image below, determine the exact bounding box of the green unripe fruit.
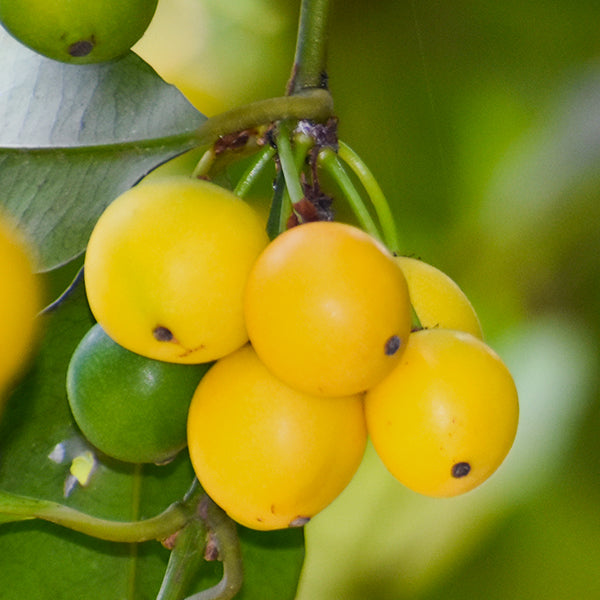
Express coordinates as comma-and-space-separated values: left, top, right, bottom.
67, 323, 211, 464
0, 0, 158, 64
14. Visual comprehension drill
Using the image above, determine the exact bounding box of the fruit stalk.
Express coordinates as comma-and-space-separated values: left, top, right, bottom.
156, 515, 208, 600
337, 141, 401, 253
317, 147, 383, 242
276, 122, 305, 206
184, 497, 243, 600
233, 145, 277, 198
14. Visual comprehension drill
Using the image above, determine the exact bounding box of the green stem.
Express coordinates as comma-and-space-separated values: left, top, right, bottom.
233, 145, 276, 198
156, 516, 208, 600
317, 147, 383, 242
280, 187, 294, 232
266, 170, 288, 240
0, 485, 200, 543
277, 123, 305, 206
185, 498, 243, 600
192, 149, 217, 179
338, 141, 400, 253
195, 90, 333, 148
288, 0, 331, 93
293, 130, 316, 169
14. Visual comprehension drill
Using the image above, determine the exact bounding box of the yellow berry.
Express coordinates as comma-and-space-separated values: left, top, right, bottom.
395, 256, 483, 338
187, 344, 367, 530
365, 329, 518, 497
0, 215, 41, 398
244, 222, 412, 397
84, 177, 269, 364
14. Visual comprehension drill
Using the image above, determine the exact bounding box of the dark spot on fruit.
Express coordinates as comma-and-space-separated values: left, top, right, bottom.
451, 462, 471, 478
289, 516, 311, 528
153, 326, 174, 342
68, 39, 95, 57
384, 335, 401, 356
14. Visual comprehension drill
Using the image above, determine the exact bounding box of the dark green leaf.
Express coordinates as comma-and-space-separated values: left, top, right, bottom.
237, 527, 305, 600
0, 28, 205, 271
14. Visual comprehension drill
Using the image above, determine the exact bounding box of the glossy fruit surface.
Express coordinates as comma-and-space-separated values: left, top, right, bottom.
187, 344, 367, 530
84, 176, 269, 364
365, 329, 518, 497
395, 256, 483, 338
67, 323, 211, 464
0, 0, 158, 64
0, 214, 41, 398
244, 221, 412, 397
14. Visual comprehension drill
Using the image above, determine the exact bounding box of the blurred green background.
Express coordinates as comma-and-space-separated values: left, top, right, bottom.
135, 1, 600, 598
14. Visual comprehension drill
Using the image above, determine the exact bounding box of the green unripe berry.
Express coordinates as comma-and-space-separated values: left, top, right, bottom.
67, 323, 211, 464
0, 0, 158, 64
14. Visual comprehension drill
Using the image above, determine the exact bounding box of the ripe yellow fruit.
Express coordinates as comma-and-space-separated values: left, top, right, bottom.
187, 344, 367, 530
365, 329, 518, 497
84, 177, 269, 364
395, 256, 483, 338
0, 215, 41, 397
0, 0, 158, 64
244, 222, 412, 397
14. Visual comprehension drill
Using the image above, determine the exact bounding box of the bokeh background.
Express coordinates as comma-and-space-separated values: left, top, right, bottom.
134, 1, 600, 598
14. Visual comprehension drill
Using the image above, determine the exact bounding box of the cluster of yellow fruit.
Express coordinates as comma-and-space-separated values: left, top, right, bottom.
81, 175, 518, 531
0, 213, 41, 410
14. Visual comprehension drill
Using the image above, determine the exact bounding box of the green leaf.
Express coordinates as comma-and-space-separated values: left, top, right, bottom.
0, 273, 305, 599
0, 28, 206, 271
237, 527, 305, 600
